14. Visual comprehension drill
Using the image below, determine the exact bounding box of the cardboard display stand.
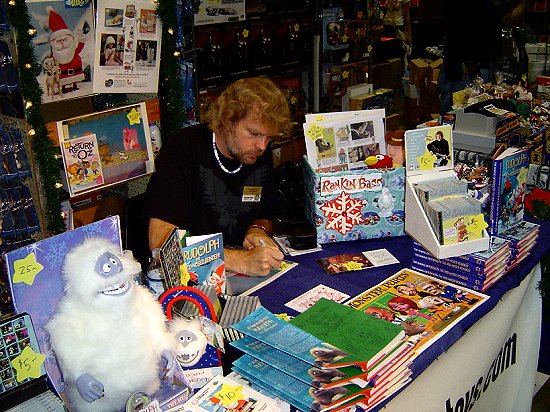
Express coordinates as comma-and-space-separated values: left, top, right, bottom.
404, 125, 489, 258
304, 158, 406, 244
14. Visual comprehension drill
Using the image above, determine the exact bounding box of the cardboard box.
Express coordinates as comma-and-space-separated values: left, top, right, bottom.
350, 88, 394, 114
409, 58, 430, 89
452, 106, 520, 138
303, 159, 406, 244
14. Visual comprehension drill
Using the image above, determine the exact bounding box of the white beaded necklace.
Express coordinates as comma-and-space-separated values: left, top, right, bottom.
212, 133, 242, 174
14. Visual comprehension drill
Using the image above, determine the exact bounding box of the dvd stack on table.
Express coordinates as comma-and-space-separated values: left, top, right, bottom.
494, 221, 540, 269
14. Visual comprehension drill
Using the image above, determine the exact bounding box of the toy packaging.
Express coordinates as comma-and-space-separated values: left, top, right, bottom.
303, 159, 405, 244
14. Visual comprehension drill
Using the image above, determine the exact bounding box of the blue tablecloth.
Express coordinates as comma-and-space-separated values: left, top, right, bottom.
249, 217, 550, 410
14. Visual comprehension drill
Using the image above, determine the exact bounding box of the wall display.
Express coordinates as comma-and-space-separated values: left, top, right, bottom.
26, 0, 95, 103
193, 0, 245, 26
93, 0, 162, 93
56, 102, 155, 197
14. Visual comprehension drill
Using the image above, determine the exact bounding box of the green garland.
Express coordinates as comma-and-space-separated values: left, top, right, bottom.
156, 0, 186, 139
6, 0, 65, 235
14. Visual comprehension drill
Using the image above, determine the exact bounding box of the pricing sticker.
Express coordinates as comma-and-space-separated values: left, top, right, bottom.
468, 214, 488, 238
342, 261, 364, 271
418, 150, 436, 171
11, 346, 46, 382
213, 383, 245, 407
305, 123, 323, 142
12, 253, 44, 286
127, 107, 141, 125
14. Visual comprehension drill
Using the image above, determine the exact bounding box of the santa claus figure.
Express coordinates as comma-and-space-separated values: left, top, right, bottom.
47, 7, 85, 93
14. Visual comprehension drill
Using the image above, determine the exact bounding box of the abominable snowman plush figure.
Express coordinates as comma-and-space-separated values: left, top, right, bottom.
45, 238, 177, 412
168, 317, 208, 368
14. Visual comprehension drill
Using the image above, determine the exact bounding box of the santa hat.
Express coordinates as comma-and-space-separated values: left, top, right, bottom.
47, 7, 72, 41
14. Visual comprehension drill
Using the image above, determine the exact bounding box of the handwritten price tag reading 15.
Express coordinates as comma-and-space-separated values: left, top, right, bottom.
12, 253, 44, 286
418, 150, 436, 171
11, 346, 46, 382
517, 166, 528, 185
305, 123, 323, 142
214, 383, 245, 407
468, 214, 488, 238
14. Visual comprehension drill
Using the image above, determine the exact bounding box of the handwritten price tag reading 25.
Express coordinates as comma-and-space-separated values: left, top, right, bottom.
12, 253, 44, 286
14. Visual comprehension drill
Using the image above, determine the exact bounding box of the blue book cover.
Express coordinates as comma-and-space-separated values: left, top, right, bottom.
410, 257, 486, 285
410, 262, 488, 292
412, 248, 486, 275
180, 232, 226, 295
412, 237, 510, 267
231, 335, 367, 389
233, 355, 371, 412
488, 147, 529, 235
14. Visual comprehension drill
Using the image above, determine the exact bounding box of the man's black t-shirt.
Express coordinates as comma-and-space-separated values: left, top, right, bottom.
143, 124, 277, 246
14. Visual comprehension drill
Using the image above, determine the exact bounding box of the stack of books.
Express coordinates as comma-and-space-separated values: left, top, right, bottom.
494, 221, 540, 269
410, 238, 511, 292
230, 301, 413, 411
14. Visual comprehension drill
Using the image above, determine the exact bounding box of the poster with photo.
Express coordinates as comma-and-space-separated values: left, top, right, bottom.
93, 0, 162, 93
193, 0, 245, 26
26, 0, 95, 103
303, 109, 386, 172
404, 125, 453, 173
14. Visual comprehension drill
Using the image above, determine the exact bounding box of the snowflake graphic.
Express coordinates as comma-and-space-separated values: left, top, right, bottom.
320, 191, 366, 235
44, 240, 68, 268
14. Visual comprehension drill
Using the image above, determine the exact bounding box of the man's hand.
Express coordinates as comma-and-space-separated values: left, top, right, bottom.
225, 245, 284, 277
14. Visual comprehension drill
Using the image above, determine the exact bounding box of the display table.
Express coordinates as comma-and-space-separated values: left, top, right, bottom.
249, 217, 550, 412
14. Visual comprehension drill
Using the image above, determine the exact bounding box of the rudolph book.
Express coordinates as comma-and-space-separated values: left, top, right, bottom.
345, 268, 488, 355
488, 146, 529, 235
180, 232, 226, 295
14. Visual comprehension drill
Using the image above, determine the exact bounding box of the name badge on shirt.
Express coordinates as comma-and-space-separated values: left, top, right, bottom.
242, 186, 262, 202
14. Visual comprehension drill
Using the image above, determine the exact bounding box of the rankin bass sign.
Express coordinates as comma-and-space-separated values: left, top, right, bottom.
319, 172, 383, 196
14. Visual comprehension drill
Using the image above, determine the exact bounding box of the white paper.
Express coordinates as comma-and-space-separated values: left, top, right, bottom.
93, 0, 162, 93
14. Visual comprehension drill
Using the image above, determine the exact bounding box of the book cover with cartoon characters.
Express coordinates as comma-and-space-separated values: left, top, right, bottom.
60, 133, 104, 196
345, 268, 488, 355
488, 147, 529, 235
57, 102, 154, 197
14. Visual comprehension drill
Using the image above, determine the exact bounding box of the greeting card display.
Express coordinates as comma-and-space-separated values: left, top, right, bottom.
404, 125, 490, 258
57, 102, 155, 197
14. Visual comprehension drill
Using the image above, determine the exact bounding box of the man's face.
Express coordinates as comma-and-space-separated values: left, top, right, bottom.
366, 306, 395, 321
225, 110, 273, 165
422, 284, 443, 295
